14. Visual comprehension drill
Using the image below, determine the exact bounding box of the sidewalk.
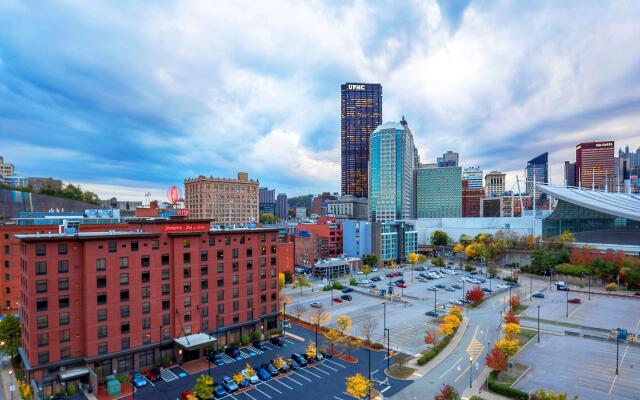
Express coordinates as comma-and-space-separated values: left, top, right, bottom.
0, 358, 15, 400
461, 367, 511, 400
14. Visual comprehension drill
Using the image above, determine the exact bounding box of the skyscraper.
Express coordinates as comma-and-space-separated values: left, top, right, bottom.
437, 151, 459, 167
462, 166, 483, 189
368, 118, 416, 222
341, 83, 382, 198
276, 193, 288, 219
415, 164, 462, 218
259, 187, 276, 214
525, 152, 549, 194
485, 171, 506, 197
576, 141, 615, 190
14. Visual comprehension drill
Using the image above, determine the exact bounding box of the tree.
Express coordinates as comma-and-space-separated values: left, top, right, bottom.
362, 265, 371, 277
496, 338, 520, 357
438, 322, 455, 337
344, 336, 363, 357
465, 243, 481, 259
273, 355, 287, 370
443, 315, 461, 329
531, 389, 579, 400
558, 230, 577, 244
424, 329, 437, 346
293, 275, 311, 296
487, 264, 498, 277
291, 304, 308, 320
359, 317, 377, 344
466, 285, 485, 304
452, 243, 465, 253
432, 257, 445, 267
323, 329, 344, 354
503, 310, 519, 325
259, 212, 277, 224
407, 252, 419, 265
504, 323, 521, 341
448, 306, 463, 320
345, 373, 372, 399
278, 272, 286, 288
306, 341, 317, 359
308, 308, 331, 326
336, 315, 352, 334
434, 384, 460, 400
363, 254, 378, 267
418, 254, 428, 265
510, 295, 521, 311
244, 363, 256, 378
431, 230, 450, 246
18, 380, 33, 400
232, 372, 244, 385
192, 374, 213, 400
280, 295, 291, 313
485, 347, 508, 372
0, 314, 21, 358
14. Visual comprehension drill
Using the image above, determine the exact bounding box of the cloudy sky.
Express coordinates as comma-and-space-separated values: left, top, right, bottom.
1, 0, 639, 200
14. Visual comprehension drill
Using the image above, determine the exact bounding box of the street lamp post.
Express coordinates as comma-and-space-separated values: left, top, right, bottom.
383, 302, 386, 337
508, 286, 512, 311
616, 329, 620, 375
530, 275, 533, 299
588, 275, 591, 300
434, 289, 437, 315
368, 348, 372, 399
283, 302, 287, 337
469, 356, 473, 389
462, 280, 466, 300
384, 328, 390, 373
566, 288, 569, 318
537, 305, 541, 343
9, 370, 14, 400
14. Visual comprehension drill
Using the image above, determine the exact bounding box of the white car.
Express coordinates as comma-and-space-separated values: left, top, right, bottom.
356, 271, 364, 275
372, 268, 378, 272
497, 284, 509, 289
242, 369, 259, 384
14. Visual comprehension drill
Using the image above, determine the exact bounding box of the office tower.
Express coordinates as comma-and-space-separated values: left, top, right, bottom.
485, 171, 506, 197
0, 156, 15, 176
525, 152, 549, 195
368, 117, 416, 222
576, 141, 615, 190
437, 151, 459, 167
564, 161, 577, 187
415, 164, 462, 218
276, 193, 288, 219
462, 166, 483, 189
326, 196, 368, 220
462, 180, 484, 217
311, 192, 337, 216
259, 187, 276, 215
341, 83, 382, 198
184, 172, 259, 224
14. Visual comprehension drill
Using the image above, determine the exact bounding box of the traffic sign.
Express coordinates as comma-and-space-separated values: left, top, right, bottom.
9, 385, 15, 392
617, 328, 628, 340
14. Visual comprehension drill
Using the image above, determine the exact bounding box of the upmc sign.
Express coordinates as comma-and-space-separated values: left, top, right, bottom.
348, 84, 366, 90
163, 223, 209, 233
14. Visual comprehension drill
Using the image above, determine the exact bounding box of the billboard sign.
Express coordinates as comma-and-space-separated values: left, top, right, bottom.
163, 223, 209, 233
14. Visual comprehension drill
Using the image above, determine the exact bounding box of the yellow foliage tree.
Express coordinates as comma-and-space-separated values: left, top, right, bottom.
324, 328, 344, 353
278, 272, 285, 288
273, 355, 286, 370
407, 252, 419, 265
345, 373, 372, 399
18, 380, 33, 400
244, 363, 256, 377
496, 338, 520, 357
418, 254, 428, 264
336, 315, 352, 334
232, 372, 244, 385
438, 322, 455, 337
443, 315, 461, 329
448, 306, 463, 320
362, 265, 371, 277
453, 243, 465, 253
465, 243, 479, 259
309, 308, 331, 326
306, 341, 317, 359
503, 322, 521, 341
558, 230, 576, 243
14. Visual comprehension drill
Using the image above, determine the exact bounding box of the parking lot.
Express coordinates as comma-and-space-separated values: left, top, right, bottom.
289, 264, 511, 355
132, 324, 411, 400
515, 334, 640, 399
523, 286, 640, 332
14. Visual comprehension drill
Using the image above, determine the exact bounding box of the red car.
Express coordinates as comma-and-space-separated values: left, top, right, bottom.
332, 298, 343, 303
145, 368, 161, 382
568, 298, 581, 304
179, 390, 192, 400
397, 284, 407, 289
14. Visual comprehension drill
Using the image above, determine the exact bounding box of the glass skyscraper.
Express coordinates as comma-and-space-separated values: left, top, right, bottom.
341, 83, 382, 198
415, 165, 463, 218
368, 118, 416, 222
525, 152, 549, 194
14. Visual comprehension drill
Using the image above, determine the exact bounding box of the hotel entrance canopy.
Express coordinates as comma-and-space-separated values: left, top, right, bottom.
174, 333, 217, 350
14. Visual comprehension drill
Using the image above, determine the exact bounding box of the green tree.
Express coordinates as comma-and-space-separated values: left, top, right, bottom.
431, 230, 450, 246
531, 389, 578, 400
0, 314, 21, 359
363, 254, 378, 267
293, 275, 311, 295
259, 212, 277, 224
192, 374, 213, 400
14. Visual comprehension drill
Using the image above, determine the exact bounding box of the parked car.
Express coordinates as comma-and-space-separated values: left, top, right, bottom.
497, 284, 509, 289
445, 286, 455, 292
131, 373, 147, 388
425, 310, 439, 317
305, 352, 323, 362
372, 268, 378, 272
340, 294, 353, 301
213, 384, 227, 398
221, 376, 239, 392
253, 341, 268, 351
459, 297, 471, 304
568, 298, 581, 304
310, 302, 323, 308
332, 298, 343, 303
356, 270, 364, 275
395, 279, 405, 284
435, 284, 446, 289
532, 292, 545, 298
255, 366, 271, 381
449, 299, 462, 305
416, 266, 425, 271
482, 287, 492, 293
179, 390, 192, 400
320, 349, 333, 359
341, 287, 354, 293
635, 292, 640, 296
263, 362, 280, 376
286, 358, 300, 370
291, 353, 308, 366
557, 285, 570, 291
270, 337, 284, 347
397, 283, 407, 289
242, 369, 260, 384
452, 284, 462, 289
368, 283, 377, 288
428, 286, 438, 291
145, 367, 161, 382
371, 276, 381, 282
225, 347, 241, 358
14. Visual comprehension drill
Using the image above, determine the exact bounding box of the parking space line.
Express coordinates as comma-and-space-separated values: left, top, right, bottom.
144, 377, 155, 387
253, 385, 272, 399
247, 346, 263, 354
324, 359, 347, 369
240, 391, 257, 400
285, 375, 303, 386
292, 371, 312, 382
261, 382, 282, 394
320, 363, 338, 372
334, 397, 344, 400
342, 391, 361, 399
298, 368, 322, 379
310, 365, 331, 375
282, 338, 296, 344
272, 378, 293, 390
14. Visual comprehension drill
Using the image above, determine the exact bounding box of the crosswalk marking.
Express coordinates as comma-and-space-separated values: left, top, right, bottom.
247, 346, 263, 354
238, 351, 251, 359
160, 368, 179, 382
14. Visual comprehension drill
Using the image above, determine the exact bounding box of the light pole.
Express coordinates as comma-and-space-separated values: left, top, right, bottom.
537, 305, 541, 343
384, 328, 390, 373
462, 280, 466, 299
434, 289, 437, 315
368, 348, 372, 399
508, 286, 512, 311
530, 275, 533, 299
588, 274, 591, 300
283, 301, 287, 337
566, 288, 569, 318
9, 370, 14, 400
383, 302, 387, 337
616, 328, 620, 375
469, 356, 473, 389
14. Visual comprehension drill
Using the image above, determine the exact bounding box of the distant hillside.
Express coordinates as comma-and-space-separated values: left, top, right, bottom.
0, 189, 99, 220
287, 194, 313, 211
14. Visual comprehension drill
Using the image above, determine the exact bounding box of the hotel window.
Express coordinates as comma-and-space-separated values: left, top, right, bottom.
217, 290, 224, 300
152, 240, 159, 250
36, 280, 47, 293
201, 265, 208, 276
97, 275, 107, 288
96, 258, 106, 271
271, 245, 276, 254
217, 277, 224, 287
184, 311, 192, 322
162, 269, 170, 280
141, 255, 150, 267
225, 236, 231, 245
161, 254, 170, 265
183, 239, 190, 248
246, 248, 253, 257
60, 346, 71, 360
143, 317, 151, 329
270, 257, 276, 266
59, 312, 70, 326
58, 295, 69, 309
183, 282, 192, 293
119, 257, 129, 269
35, 261, 47, 275
38, 351, 49, 364
141, 271, 150, 283
184, 296, 192, 308
108, 241, 117, 253
36, 298, 48, 311
232, 248, 238, 259
121, 322, 130, 334
98, 325, 108, 338
142, 302, 150, 314
217, 249, 224, 260
120, 290, 129, 302
120, 305, 130, 318
163, 313, 170, 325
247, 286, 253, 295
58, 243, 68, 255
131, 241, 139, 251
36, 244, 46, 256
58, 260, 69, 273
201, 280, 208, 290
97, 309, 107, 322
201, 292, 208, 304
120, 273, 129, 286
260, 234, 266, 243
183, 267, 191, 278
260, 246, 266, 255
217, 304, 224, 313
60, 329, 70, 343
37, 316, 48, 329
209, 237, 215, 246
142, 287, 150, 298
232, 275, 239, 285
217, 263, 224, 273
162, 299, 170, 310
233, 288, 239, 298
98, 342, 108, 355
200, 251, 208, 262
121, 337, 130, 350
142, 333, 151, 345
246, 273, 253, 283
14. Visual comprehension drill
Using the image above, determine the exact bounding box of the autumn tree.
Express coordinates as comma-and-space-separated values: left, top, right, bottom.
424, 329, 437, 346
452, 242, 465, 254
510, 295, 521, 311
496, 338, 520, 358
466, 285, 485, 304
280, 296, 291, 313
308, 308, 331, 326
273, 355, 287, 370
232, 372, 244, 385
530, 389, 579, 400
336, 315, 352, 334
408, 252, 419, 265
443, 315, 461, 329
438, 321, 455, 337
485, 347, 508, 372
345, 373, 372, 399
344, 336, 363, 358
306, 341, 318, 359
323, 328, 344, 354
244, 363, 256, 377
359, 317, 377, 345
362, 265, 371, 277
292, 275, 311, 296
504, 323, 521, 341
434, 384, 460, 400
192, 374, 213, 400
291, 304, 308, 320
448, 306, 463, 320
503, 310, 519, 325
278, 272, 286, 288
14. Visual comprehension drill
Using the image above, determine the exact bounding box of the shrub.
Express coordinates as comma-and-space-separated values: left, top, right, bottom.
465, 264, 476, 272
66, 383, 76, 396
555, 263, 590, 276
371, 342, 384, 349
241, 335, 250, 346
349, 277, 358, 286
417, 333, 454, 366
470, 397, 487, 400
116, 374, 129, 383
605, 282, 617, 292
504, 276, 519, 284
252, 331, 262, 341
488, 371, 529, 400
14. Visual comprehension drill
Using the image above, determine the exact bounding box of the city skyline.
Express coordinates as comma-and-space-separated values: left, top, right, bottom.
1, 1, 640, 200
